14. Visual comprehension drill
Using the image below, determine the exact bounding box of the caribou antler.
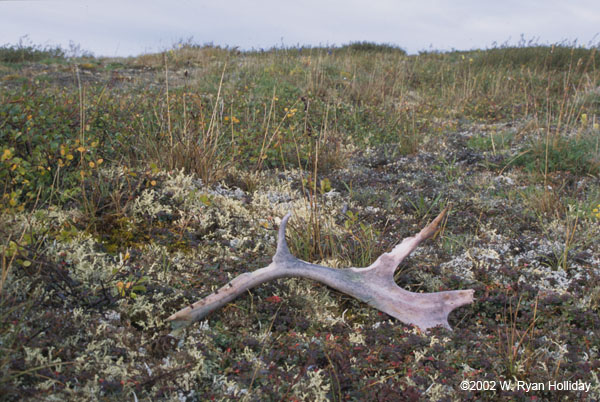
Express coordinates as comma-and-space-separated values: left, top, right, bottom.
167, 208, 474, 331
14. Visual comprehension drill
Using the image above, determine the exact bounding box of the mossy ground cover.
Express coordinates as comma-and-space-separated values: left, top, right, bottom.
1, 42, 600, 400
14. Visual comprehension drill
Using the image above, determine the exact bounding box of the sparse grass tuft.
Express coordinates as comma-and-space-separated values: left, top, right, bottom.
496, 293, 540, 379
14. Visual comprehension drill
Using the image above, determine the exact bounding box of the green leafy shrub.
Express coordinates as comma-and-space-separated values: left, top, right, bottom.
0, 85, 106, 209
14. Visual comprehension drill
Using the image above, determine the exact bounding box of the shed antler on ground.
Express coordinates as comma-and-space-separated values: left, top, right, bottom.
167, 208, 474, 331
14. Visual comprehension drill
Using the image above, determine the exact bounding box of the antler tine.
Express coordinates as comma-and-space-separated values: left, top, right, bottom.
274, 212, 293, 261
365, 207, 448, 280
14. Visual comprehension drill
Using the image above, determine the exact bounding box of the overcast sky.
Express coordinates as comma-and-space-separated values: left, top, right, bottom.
1, 0, 599, 57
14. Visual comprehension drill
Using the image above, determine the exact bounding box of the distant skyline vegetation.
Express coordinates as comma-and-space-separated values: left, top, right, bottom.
1, 0, 598, 57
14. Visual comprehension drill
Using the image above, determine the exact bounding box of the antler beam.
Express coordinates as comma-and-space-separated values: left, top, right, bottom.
167, 209, 474, 331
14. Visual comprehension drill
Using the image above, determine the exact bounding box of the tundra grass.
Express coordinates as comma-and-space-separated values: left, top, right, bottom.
1, 41, 599, 400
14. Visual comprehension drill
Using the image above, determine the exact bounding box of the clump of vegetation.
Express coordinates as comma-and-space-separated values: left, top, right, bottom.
514, 134, 600, 176
469, 42, 600, 70
0, 37, 66, 63
1, 39, 599, 400
338, 41, 407, 54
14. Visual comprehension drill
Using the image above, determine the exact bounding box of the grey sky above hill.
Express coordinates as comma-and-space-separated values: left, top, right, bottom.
1, 0, 599, 57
